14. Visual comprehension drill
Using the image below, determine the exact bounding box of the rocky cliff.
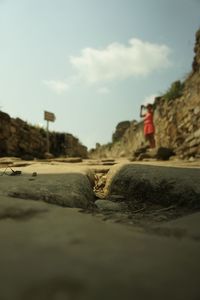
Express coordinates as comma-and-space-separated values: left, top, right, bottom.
0, 112, 87, 159
90, 29, 200, 159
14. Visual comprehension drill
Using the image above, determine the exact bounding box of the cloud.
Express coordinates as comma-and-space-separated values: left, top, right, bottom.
69, 38, 171, 84
43, 80, 69, 95
143, 94, 158, 105
97, 87, 110, 94
43, 38, 171, 94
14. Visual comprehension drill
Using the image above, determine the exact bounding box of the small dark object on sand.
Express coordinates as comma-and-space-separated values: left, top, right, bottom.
10, 170, 22, 176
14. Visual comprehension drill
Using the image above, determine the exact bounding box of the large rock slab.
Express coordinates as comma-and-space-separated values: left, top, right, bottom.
95, 199, 127, 212
104, 163, 200, 207
0, 172, 94, 208
152, 212, 200, 240
0, 200, 199, 300
0, 195, 50, 221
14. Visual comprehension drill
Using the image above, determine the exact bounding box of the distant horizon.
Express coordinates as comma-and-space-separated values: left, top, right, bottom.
0, 0, 199, 148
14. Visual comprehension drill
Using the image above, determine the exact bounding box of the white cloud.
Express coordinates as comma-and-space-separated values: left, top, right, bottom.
143, 94, 158, 105
69, 38, 171, 84
97, 87, 110, 94
43, 38, 171, 94
43, 80, 69, 95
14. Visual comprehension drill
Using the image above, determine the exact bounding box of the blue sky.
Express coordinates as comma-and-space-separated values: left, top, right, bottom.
0, 0, 200, 149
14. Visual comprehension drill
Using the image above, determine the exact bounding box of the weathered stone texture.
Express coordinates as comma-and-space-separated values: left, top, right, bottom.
0, 112, 88, 158
112, 121, 131, 143
104, 164, 200, 207
192, 28, 200, 72
155, 68, 200, 158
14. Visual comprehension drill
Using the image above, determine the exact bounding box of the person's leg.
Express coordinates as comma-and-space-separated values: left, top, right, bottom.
145, 135, 150, 148
149, 134, 156, 148
145, 135, 151, 148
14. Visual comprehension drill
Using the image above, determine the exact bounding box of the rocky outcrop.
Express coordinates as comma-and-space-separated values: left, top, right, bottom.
112, 121, 131, 143
5, 173, 94, 209
90, 120, 145, 158
154, 77, 200, 158
49, 132, 87, 158
0, 112, 88, 159
192, 28, 200, 72
90, 28, 200, 159
104, 163, 200, 207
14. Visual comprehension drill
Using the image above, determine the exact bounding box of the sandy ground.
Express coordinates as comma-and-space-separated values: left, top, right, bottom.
1, 157, 200, 175
0, 157, 200, 300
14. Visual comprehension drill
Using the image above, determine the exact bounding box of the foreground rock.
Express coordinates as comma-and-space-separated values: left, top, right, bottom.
0, 172, 94, 209
0, 162, 200, 300
0, 195, 50, 221
95, 200, 127, 212
104, 163, 200, 207
152, 212, 200, 240
53, 157, 83, 163
0, 196, 199, 300
131, 147, 175, 161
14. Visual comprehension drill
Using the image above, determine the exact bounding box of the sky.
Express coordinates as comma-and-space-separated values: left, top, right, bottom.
0, 0, 200, 149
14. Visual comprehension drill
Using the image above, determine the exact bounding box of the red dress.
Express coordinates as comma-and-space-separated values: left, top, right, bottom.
144, 111, 155, 135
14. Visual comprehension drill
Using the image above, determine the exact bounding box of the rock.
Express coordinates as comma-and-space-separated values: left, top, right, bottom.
169, 156, 181, 161
101, 159, 115, 163
193, 28, 200, 71
44, 152, 54, 159
104, 163, 200, 207
130, 145, 150, 161
112, 121, 131, 143
156, 147, 175, 161
133, 147, 170, 162
0, 173, 94, 209
109, 194, 125, 201
194, 107, 200, 115
12, 162, 31, 167
54, 157, 83, 163
21, 154, 35, 161
194, 128, 200, 138
0, 195, 49, 221
119, 151, 126, 157
102, 162, 116, 166
95, 200, 127, 212
95, 174, 107, 188
0, 111, 88, 159
134, 145, 149, 158
86, 168, 96, 188
153, 212, 200, 240
137, 148, 157, 161
101, 159, 116, 165
0, 157, 22, 166
188, 156, 195, 162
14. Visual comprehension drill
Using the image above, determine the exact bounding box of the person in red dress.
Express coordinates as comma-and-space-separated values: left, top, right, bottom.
140, 103, 156, 148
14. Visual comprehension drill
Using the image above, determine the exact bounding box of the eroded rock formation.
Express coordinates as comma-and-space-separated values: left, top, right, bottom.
0, 112, 87, 159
